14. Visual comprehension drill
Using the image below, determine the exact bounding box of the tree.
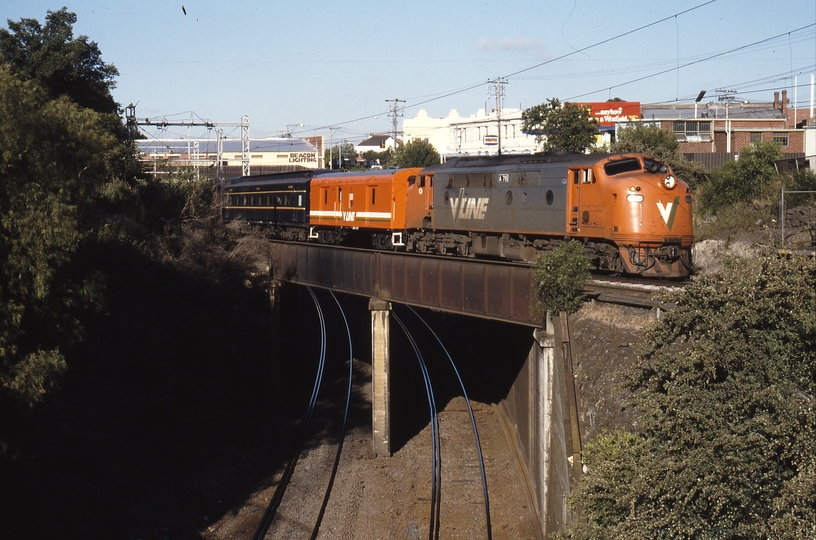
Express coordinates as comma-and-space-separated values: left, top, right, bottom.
533, 239, 591, 316
521, 98, 599, 153
610, 122, 679, 157
699, 141, 783, 214
0, 65, 116, 406
563, 251, 816, 539
611, 123, 709, 189
324, 142, 358, 170
391, 139, 440, 168
361, 148, 394, 169
0, 8, 119, 116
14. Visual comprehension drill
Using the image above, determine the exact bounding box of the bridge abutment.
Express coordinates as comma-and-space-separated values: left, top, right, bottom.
369, 298, 392, 457
499, 315, 570, 538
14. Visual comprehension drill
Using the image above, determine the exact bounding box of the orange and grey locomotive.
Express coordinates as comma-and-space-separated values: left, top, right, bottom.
222, 152, 693, 278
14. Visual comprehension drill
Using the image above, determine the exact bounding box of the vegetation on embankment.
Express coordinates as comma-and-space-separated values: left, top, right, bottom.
560, 127, 816, 538
0, 9, 284, 537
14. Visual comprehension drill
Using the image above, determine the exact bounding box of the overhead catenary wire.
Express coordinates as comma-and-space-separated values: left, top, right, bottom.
288, 1, 725, 136
565, 23, 816, 102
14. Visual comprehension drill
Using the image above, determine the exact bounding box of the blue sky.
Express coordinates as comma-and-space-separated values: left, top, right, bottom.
4, 0, 816, 144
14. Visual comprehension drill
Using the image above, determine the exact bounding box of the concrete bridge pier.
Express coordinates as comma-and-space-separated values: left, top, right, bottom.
369, 298, 392, 457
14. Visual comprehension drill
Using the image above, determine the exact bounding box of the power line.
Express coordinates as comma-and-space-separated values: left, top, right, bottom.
564, 23, 816, 102
306, 1, 721, 132
501, 0, 719, 80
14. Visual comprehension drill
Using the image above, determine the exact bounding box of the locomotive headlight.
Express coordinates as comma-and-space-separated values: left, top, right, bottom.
663, 175, 677, 189
626, 193, 644, 202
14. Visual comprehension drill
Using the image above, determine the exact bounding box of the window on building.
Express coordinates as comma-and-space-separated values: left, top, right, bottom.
750, 132, 763, 144
673, 121, 712, 142
772, 132, 789, 146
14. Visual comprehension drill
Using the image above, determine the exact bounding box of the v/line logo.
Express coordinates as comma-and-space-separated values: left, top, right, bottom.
450, 188, 489, 224
657, 196, 680, 231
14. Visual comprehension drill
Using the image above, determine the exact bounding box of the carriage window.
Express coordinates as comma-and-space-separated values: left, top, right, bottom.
371, 188, 376, 205
338, 188, 342, 202
323, 189, 328, 204
298, 194, 302, 207
349, 192, 354, 208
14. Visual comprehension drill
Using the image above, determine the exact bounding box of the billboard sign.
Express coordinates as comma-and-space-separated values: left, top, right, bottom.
579, 102, 641, 126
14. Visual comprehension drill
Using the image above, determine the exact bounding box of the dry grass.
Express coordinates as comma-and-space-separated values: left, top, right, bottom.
572, 301, 656, 332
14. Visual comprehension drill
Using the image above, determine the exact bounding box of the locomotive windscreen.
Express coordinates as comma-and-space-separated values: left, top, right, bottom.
603, 158, 641, 176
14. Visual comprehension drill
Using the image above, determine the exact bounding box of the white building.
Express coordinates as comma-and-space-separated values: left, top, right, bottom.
355, 134, 397, 154
403, 108, 540, 160
137, 136, 324, 174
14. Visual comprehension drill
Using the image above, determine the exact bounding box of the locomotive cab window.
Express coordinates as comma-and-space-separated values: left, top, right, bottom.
604, 158, 641, 176
571, 169, 594, 184
408, 176, 416, 187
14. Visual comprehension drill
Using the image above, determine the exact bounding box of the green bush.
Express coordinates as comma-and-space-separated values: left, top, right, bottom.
562, 251, 816, 538
699, 141, 782, 214
533, 239, 591, 316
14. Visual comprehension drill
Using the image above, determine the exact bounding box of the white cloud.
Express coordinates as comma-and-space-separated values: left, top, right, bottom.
476, 37, 543, 52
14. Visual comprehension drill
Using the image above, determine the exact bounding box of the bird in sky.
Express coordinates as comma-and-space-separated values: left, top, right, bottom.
182, 5, 187, 15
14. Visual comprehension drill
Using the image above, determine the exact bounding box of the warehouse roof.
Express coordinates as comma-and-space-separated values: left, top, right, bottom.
138, 137, 317, 155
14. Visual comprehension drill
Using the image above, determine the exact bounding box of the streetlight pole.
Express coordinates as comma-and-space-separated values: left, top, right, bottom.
328, 127, 340, 170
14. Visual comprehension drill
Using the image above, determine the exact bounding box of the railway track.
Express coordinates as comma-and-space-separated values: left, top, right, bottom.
393, 306, 493, 540
584, 275, 688, 311
251, 288, 354, 540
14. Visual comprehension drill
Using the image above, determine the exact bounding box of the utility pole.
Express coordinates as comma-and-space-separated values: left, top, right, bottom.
488, 78, 507, 155
716, 88, 737, 153
385, 98, 405, 148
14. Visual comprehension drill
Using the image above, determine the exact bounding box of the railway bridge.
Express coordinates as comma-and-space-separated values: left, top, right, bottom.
268, 240, 665, 537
